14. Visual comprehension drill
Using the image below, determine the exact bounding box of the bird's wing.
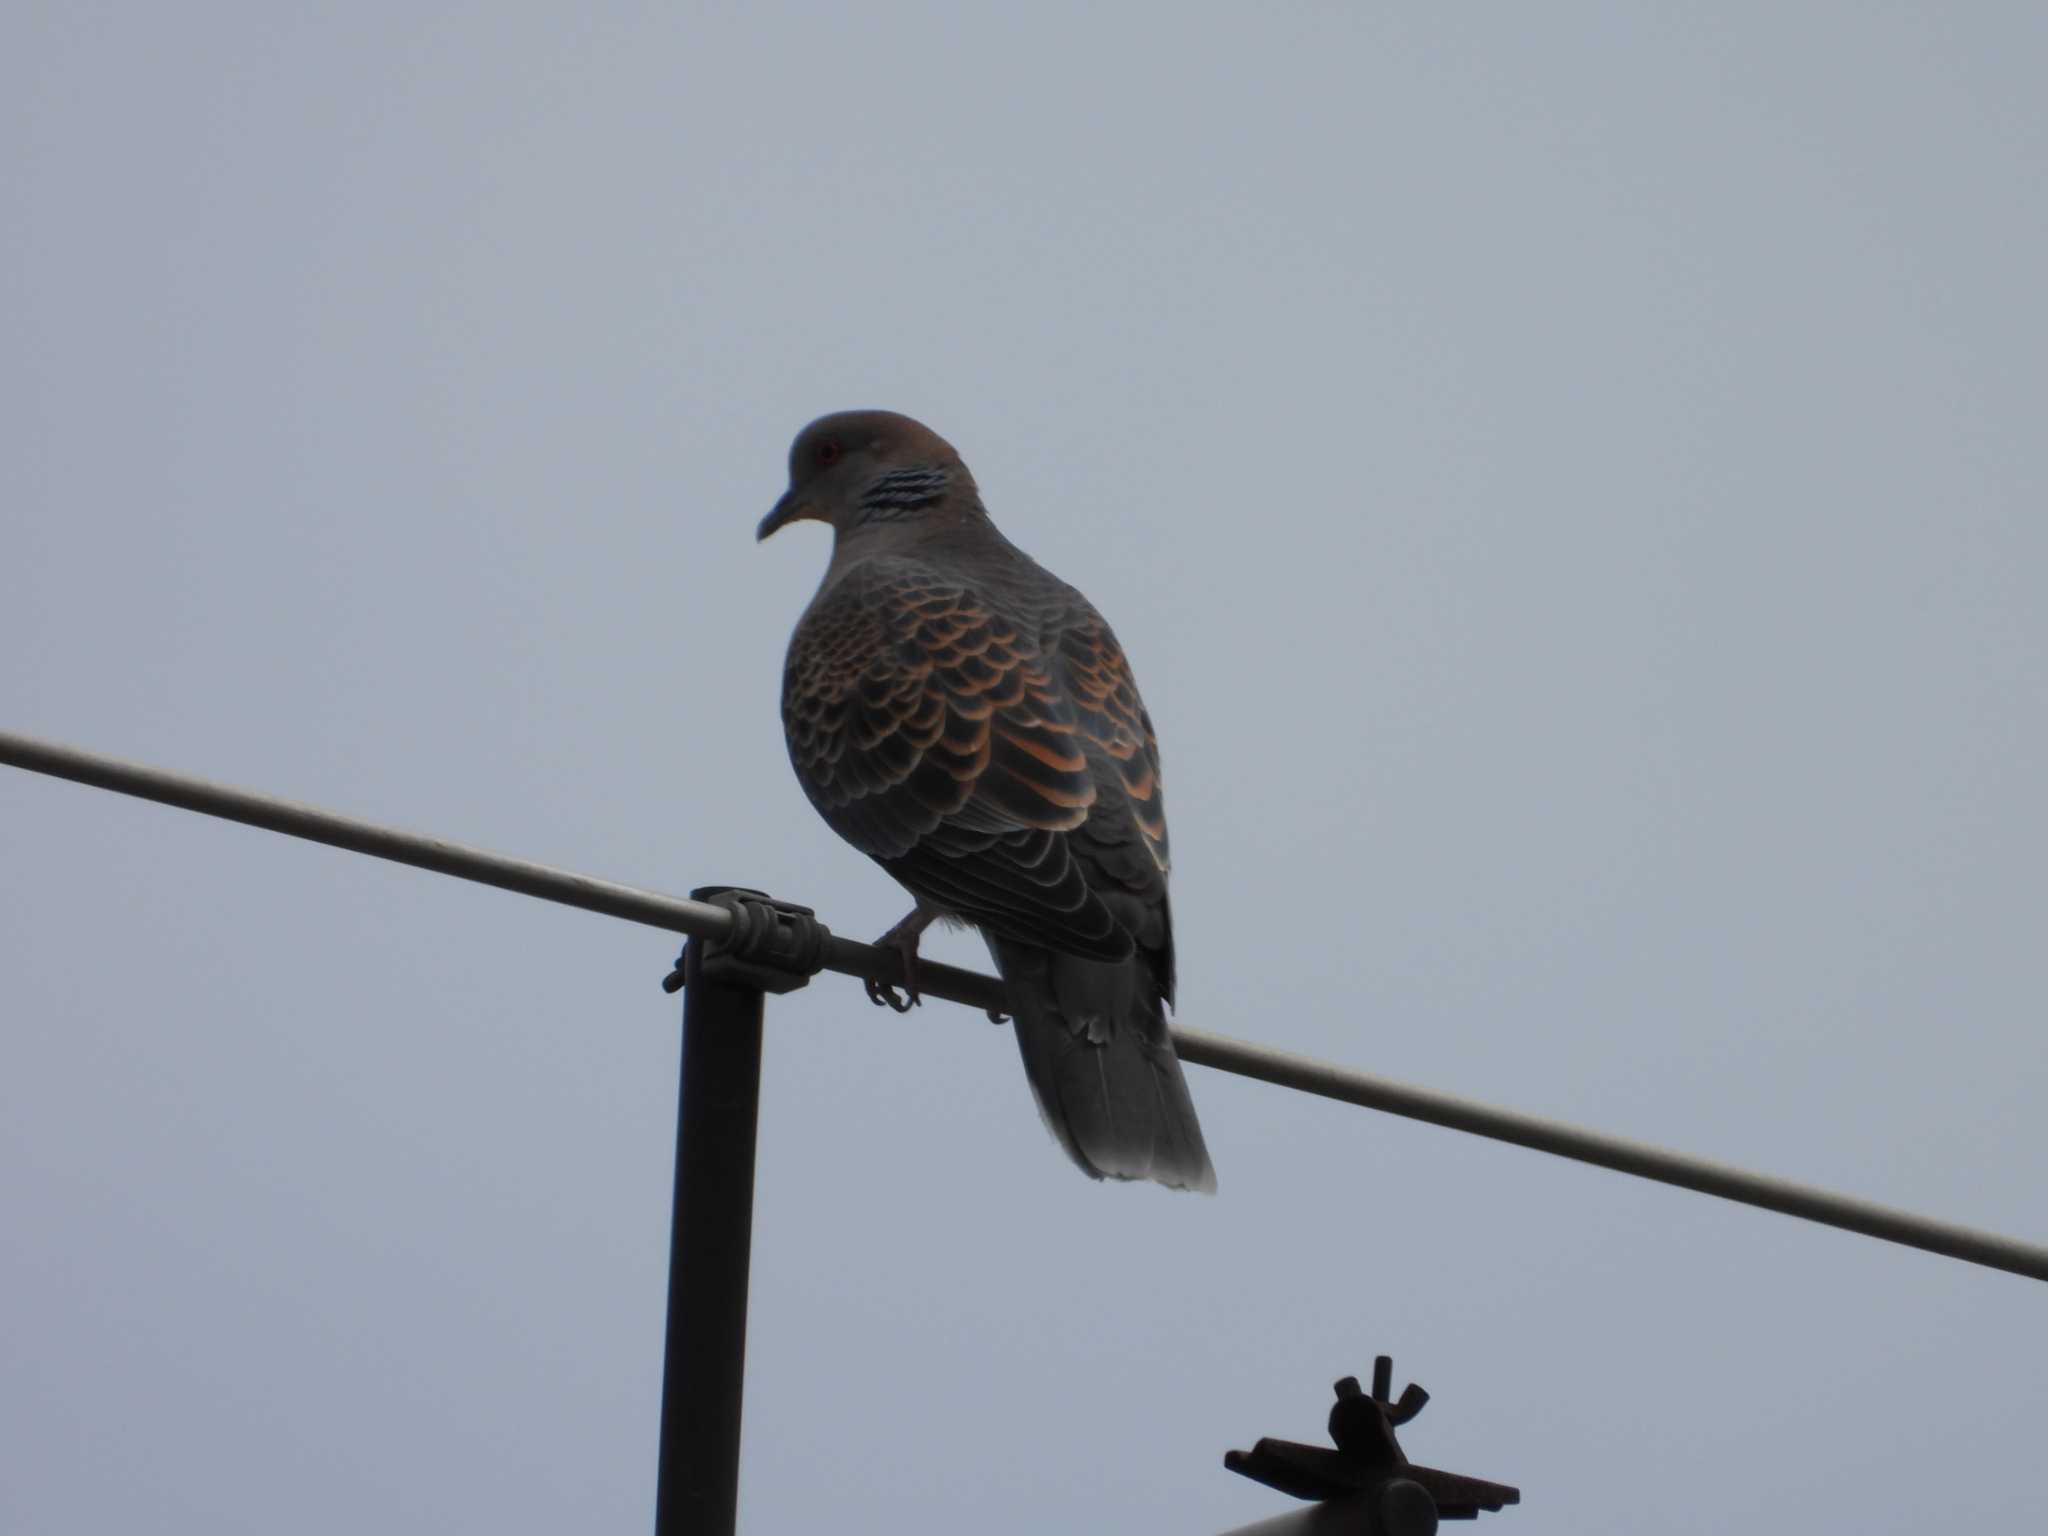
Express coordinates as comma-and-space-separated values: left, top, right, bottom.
1055, 605, 1170, 876
1048, 601, 1179, 1000
782, 562, 1132, 959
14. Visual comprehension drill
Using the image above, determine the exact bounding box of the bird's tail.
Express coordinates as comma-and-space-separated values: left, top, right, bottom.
985, 936, 1217, 1193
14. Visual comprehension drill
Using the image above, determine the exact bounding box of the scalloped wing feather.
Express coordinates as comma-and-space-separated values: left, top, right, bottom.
782, 565, 1133, 959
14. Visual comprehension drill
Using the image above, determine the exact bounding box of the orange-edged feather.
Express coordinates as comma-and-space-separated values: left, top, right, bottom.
782, 564, 1131, 959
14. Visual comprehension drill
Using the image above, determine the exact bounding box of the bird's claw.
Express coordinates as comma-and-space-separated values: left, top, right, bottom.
866, 976, 916, 1012
865, 908, 933, 1012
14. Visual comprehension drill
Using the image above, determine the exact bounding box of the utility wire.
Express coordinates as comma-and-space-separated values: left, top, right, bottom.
5, 726, 2044, 1285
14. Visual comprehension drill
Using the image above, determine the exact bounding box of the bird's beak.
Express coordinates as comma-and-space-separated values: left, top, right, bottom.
756, 490, 813, 542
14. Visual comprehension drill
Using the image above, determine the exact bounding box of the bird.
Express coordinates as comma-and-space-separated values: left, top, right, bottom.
757, 409, 1216, 1193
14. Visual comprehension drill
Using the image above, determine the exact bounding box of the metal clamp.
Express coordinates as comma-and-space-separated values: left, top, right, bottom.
1225, 1356, 1519, 1534
662, 887, 831, 997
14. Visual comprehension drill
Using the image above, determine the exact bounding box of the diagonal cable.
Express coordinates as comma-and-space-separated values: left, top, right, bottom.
4, 726, 2043, 1284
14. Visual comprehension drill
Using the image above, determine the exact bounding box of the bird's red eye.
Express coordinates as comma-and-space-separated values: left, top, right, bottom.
818, 440, 843, 466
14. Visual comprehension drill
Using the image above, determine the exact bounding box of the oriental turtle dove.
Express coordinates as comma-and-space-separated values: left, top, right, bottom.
758, 410, 1215, 1193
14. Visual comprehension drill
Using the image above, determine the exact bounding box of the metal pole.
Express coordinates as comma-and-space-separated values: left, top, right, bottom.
1171, 1026, 2048, 1282
0, 728, 993, 1007
654, 916, 765, 1536
6, 728, 2048, 1286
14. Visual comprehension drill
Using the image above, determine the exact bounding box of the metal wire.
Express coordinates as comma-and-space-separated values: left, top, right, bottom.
5, 726, 2045, 1284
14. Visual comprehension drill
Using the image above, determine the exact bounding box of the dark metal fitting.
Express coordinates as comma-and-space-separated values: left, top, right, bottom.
1225, 1355, 1518, 1527
662, 887, 831, 996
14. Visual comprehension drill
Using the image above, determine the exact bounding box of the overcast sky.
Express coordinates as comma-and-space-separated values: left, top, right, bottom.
5, 5, 2045, 1532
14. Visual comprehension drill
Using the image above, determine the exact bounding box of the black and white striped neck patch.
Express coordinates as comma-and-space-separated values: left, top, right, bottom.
856, 466, 952, 522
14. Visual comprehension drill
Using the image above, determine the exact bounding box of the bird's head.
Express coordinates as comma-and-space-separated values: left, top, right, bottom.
757, 410, 976, 542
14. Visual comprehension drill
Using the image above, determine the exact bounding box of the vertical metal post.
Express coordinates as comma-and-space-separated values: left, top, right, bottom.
654, 923, 765, 1536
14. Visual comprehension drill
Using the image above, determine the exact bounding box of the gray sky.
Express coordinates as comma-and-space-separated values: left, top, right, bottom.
5, 5, 2045, 1531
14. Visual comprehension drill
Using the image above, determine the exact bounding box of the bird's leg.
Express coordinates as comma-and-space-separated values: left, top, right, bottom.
865, 905, 939, 1011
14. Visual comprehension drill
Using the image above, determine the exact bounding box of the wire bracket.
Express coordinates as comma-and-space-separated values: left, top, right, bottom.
662, 887, 829, 996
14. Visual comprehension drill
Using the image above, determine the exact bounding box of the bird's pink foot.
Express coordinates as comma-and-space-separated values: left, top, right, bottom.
865, 907, 937, 1011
